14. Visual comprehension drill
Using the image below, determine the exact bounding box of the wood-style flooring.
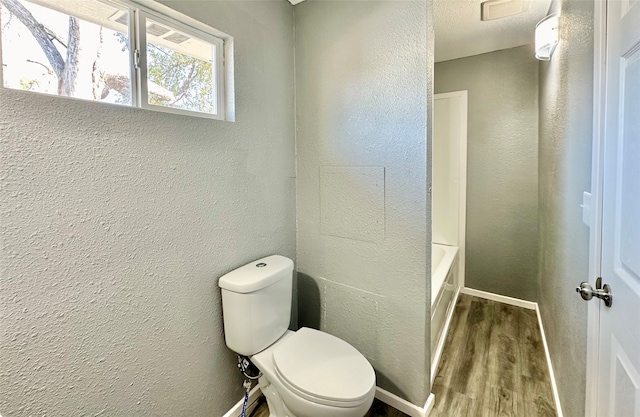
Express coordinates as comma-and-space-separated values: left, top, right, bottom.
249, 294, 556, 417
431, 294, 557, 417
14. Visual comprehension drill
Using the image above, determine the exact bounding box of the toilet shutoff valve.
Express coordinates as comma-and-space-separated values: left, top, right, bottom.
239, 357, 251, 371
237, 355, 262, 380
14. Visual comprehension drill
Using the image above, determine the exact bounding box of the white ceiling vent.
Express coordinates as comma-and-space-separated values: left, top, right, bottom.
481, 0, 531, 21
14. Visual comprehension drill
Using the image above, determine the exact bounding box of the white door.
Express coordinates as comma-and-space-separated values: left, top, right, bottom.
596, 0, 640, 415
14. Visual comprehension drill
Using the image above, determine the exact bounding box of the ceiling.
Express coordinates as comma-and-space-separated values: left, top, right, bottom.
287, 0, 552, 63
435, 0, 551, 62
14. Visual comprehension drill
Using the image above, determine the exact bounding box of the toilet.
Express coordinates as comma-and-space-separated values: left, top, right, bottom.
219, 255, 376, 417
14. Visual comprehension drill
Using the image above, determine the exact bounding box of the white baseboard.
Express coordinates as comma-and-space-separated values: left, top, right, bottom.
375, 387, 434, 417
460, 287, 537, 310
423, 393, 435, 415
222, 385, 262, 417
535, 305, 564, 417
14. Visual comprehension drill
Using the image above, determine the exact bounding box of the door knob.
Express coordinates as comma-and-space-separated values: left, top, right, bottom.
576, 279, 613, 307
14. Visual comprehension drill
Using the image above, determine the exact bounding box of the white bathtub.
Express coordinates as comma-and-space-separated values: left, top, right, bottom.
430, 243, 459, 381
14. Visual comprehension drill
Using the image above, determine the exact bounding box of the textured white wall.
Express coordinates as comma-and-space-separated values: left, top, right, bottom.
538, 1, 594, 416
435, 46, 540, 301
0, 2, 295, 415
294, 0, 431, 406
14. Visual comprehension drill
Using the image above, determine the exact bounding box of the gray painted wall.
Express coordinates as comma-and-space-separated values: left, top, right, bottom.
0, 2, 295, 415
294, 0, 431, 406
435, 46, 540, 301
538, 1, 594, 416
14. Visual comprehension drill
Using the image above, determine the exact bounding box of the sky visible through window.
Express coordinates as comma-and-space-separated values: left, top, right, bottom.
1, 0, 217, 115
1, 1, 132, 104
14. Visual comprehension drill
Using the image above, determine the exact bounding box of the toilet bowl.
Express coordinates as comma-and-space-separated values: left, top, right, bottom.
218, 255, 376, 417
252, 328, 376, 417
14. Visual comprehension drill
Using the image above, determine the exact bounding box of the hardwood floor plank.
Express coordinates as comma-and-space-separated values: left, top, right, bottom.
520, 375, 557, 417
448, 296, 494, 399
518, 308, 549, 382
432, 294, 473, 390
476, 386, 519, 417
431, 387, 477, 417
486, 302, 520, 393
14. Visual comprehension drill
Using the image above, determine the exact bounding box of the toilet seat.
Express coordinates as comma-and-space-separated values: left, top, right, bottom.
272, 328, 375, 408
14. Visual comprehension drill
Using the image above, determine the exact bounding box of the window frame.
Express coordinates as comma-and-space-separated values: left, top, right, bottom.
0, 0, 231, 121
136, 9, 225, 120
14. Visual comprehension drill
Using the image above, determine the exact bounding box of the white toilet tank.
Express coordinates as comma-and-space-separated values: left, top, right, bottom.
218, 255, 294, 356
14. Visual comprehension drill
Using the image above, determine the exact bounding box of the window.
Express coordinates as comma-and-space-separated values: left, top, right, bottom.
0, 0, 229, 120
139, 13, 223, 116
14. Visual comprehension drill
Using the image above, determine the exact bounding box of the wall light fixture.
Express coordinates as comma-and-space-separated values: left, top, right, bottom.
535, 14, 559, 61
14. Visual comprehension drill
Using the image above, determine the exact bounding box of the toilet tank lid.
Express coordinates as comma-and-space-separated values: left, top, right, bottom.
218, 255, 293, 294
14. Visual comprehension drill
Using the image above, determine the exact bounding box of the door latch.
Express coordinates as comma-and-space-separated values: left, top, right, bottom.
576, 277, 613, 307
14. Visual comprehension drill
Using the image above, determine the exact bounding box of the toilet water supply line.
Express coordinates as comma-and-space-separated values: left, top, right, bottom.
238, 356, 262, 417
240, 379, 252, 417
